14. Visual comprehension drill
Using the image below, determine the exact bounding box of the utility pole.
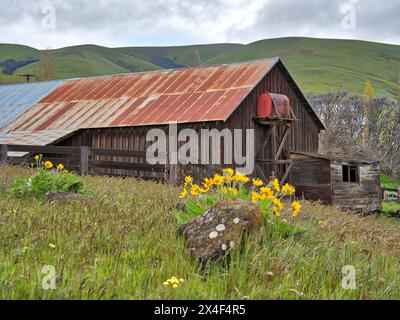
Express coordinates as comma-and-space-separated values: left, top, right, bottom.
19, 73, 36, 83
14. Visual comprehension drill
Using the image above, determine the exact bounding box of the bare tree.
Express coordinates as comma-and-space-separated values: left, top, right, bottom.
36, 49, 56, 81
310, 91, 400, 178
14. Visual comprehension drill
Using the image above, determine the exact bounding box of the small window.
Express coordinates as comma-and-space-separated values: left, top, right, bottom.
342, 165, 359, 183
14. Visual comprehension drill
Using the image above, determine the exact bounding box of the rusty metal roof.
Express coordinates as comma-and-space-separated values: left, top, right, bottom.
0, 58, 324, 146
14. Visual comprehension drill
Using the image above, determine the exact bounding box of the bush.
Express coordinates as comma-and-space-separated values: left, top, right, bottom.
177, 169, 305, 238
8, 156, 85, 197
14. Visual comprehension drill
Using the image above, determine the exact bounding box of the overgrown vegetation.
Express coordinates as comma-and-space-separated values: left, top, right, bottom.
310, 91, 400, 178
8, 157, 85, 197
1, 166, 400, 300
177, 170, 303, 238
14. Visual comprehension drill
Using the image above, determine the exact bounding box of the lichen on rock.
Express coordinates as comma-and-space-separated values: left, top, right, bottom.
179, 198, 263, 263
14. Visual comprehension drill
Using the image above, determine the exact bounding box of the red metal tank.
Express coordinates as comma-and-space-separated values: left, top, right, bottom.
257, 92, 291, 118
257, 92, 273, 117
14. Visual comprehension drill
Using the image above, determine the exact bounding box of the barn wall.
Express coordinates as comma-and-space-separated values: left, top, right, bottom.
331, 162, 382, 212
290, 154, 332, 203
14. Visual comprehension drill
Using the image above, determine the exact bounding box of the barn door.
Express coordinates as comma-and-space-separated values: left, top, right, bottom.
255, 123, 293, 184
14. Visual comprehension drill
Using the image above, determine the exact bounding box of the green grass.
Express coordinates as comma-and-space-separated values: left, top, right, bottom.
207, 37, 400, 97
1, 37, 399, 98
382, 202, 400, 215
1, 165, 400, 300
381, 173, 400, 189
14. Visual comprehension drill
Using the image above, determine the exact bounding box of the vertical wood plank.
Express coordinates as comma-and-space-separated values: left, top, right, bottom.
80, 146, 89, 176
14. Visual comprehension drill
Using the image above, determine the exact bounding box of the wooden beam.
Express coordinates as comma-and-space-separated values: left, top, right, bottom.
256, 126, 273, 158
256, 163, 268, 182
256, 159, 293, 164
281, 161, 294, 185
80, 146, 89, 176
274, 127, 291, 161
1, 145, 8, 164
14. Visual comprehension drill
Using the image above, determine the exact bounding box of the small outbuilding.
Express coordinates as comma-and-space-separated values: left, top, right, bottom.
290, 152, 382, 213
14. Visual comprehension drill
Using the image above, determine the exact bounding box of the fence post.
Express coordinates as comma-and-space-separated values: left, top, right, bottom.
80, 146, 89, 176
1, 145, 8, 164
169, 164, 177, 186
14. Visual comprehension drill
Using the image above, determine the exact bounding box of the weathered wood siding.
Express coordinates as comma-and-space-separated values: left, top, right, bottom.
331, 162, 382, 213
56, 61, 322, 180
290, 154, 332, 203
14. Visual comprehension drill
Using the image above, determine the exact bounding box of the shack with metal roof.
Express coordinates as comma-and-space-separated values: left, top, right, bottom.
1, 58, 325, 183
291, 152, 382, 213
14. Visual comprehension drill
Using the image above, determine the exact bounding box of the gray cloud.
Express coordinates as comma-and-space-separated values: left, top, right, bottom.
0, 0, 399, 49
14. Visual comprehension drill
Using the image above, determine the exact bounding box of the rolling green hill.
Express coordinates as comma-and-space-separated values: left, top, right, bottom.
1, 37, 399, 97
207, 37, 400, 97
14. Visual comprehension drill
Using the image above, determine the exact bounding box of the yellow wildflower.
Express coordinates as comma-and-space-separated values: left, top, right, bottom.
199, 187, 209, 194
203, 177, 214, 188
272, 178, 280, 192
273, 208, 281, 217
34, 155, 40, 161
223, 168, 234, 176
251, 191, 261, 203
260, 187, 274, 198
179, 188, 188, 199
234, 172, 250, 183
44, 161, 53, 169
48, 243, 56, 249
185, 176, 193, 184
273, 198, 284, 211
252, 178, 263, 187
282, 183, 296, 195
57, 163, 65, 171
172, 284, 178, 289
228, 187, 238, 195
190, 184, 202, 196
163, 281, 169, 287
179, 278, 185, 283
292, 201, 301, 217
213, 174, 224, 186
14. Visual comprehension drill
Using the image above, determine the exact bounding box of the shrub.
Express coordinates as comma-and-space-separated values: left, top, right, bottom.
8, 156, 85, 197
177, 169, 304, 238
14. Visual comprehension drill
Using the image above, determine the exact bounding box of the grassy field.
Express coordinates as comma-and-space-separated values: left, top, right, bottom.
381, 173, 400, 215
1, 165, 400, 300
1, 37, 399, 97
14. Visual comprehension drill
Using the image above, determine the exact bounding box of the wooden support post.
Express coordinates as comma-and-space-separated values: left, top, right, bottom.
1, 145, 8, 164
169, 164, 178, 186
281, 161, 294, 185
80, 146, 89, 176
274, 127, 290, 161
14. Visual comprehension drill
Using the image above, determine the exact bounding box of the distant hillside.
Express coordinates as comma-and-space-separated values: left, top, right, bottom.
0, 37, 399, 97
207, 37, 400, 97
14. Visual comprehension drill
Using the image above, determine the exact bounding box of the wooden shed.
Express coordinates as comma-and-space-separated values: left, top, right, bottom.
1, 58, 325, 183
291, 152, 382, 213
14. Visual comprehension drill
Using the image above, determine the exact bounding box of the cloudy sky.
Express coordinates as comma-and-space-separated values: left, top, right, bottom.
0, 0, 399, 49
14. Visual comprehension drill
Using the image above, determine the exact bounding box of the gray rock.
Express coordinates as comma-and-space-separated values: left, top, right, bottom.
179, 198, 263, 263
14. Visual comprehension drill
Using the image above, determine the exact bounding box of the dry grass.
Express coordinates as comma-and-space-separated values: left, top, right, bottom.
1, 165, 400, 300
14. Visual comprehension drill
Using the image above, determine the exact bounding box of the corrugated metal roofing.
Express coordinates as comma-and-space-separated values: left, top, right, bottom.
0, 80, 65, 130
0, 58, 324, 147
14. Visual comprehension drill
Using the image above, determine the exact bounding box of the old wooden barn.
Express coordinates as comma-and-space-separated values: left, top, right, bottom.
291, 152, 382, 213
0, 58, 323, 177
0, 58, 382, 212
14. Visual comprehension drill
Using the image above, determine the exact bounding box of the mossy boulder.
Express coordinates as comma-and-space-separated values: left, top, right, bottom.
179, 198, 263, 263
